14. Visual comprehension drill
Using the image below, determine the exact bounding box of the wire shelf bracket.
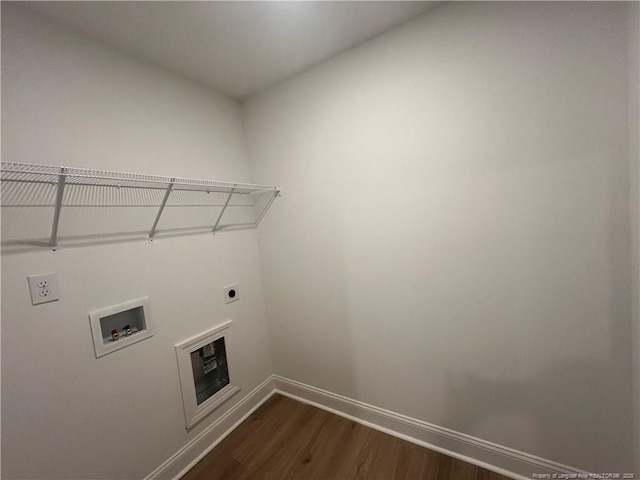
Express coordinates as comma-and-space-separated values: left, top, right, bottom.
49, 168, 67, 249
148, 180, 174, 241
212, 187, 235, 233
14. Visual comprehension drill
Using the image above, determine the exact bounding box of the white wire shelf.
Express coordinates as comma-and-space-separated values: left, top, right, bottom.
1, 162, 280, 250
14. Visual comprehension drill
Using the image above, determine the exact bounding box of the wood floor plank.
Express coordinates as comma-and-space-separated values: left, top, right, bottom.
185, 454, 246, 480
232, 395, 307, 466
280, 409, 346, 479
306, 417, 365, 480
182, 394, 513, 480
240, 403, 328, 478
393, 442, 438, 480
366, 431, 403, 479
444, 455, 478, 480
347, 428, 380, 480
331, 423, 376, 479
248, 406, 331, 480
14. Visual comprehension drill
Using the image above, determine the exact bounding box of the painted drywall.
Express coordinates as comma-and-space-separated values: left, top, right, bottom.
1, 5, 273, 479
629, 1, 640, 475
244, 1, 634, 473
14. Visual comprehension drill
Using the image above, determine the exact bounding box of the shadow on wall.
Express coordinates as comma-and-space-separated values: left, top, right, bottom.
257, 186, 361, 399
442, 358, 633, 473
441, 151, 633, 473
0, 180, 270, 254
438, 154, 633, 473
0, 226, 256, 255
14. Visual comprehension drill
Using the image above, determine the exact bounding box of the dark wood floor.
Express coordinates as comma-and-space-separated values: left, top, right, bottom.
182, 394, 512, 480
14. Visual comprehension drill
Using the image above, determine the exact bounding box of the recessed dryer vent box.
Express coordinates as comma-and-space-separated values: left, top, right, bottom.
89, 297, 153, 358
175, 319, 239, 429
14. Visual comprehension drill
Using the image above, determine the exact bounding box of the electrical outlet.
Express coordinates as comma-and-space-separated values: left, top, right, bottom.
27, 273, 60, 305
223, 284, 239, 304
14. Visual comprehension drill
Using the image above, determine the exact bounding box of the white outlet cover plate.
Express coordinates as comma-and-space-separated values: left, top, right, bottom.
223, 284, 239, 304
27, 273, 60, 305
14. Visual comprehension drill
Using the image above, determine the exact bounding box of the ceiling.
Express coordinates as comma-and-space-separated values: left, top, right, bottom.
18, 1, 437, 100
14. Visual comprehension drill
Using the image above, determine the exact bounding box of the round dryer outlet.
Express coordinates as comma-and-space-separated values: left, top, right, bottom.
223, 284, 239, 304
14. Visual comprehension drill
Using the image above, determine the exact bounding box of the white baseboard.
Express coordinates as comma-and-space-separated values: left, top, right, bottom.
145, 375, 276, 480
146, 374, 585, 480
273, 375, 585, 480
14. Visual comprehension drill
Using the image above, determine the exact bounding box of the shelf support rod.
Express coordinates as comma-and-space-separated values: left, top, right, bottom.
49, 168, 67, 248
212, 187, 235, 232
149, 180, 174, 239
254, 190, 279, 227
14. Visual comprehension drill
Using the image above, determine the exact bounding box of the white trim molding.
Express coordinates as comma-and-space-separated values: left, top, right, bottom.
272, 375, 586, 480
145, 375, 276, 480
146, 374, 586, 480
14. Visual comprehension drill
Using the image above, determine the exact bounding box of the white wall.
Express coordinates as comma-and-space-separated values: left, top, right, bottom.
1, 5, 273, 479
629, 1, 640, 475
244, 1, 634, 473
